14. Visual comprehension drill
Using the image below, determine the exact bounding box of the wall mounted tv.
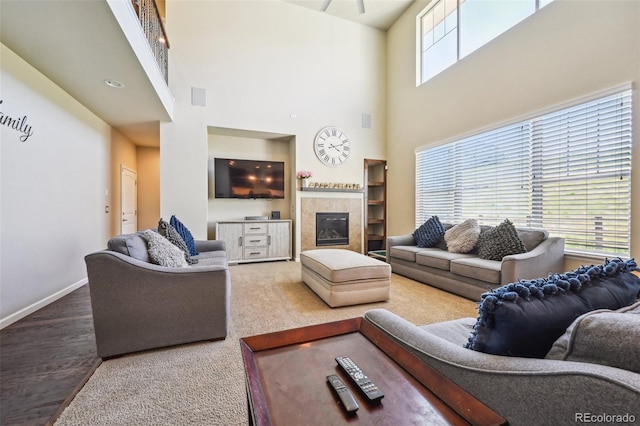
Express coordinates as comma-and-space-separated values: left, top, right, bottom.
214, 158, 285, 199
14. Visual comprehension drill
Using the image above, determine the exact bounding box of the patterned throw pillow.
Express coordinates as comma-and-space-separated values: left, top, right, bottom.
413, 216, 445, 248
170, 215, 199, 256
444, 219, 481, 253
140, 229, 188, 268
158, 218, 198, 264
476, 218, 527, 261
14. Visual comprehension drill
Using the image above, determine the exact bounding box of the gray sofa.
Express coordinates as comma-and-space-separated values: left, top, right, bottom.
85, 232, 231, 358
364, 307, 640, 425
387, 225, 565, 300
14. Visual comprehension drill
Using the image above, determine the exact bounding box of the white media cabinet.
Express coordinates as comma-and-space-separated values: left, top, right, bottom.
215, 219, 292, 264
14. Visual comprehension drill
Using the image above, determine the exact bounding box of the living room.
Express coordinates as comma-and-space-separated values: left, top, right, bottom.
1, 0, 639, 423
2, 0, 639, 330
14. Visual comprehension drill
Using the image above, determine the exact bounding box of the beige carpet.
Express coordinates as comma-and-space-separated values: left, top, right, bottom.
54, 261, 478, 425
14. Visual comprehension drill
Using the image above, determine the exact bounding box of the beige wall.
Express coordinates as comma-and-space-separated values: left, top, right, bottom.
207, 134, 292, 237
137, 146, 161, 230
162, 0, 387, 259
386, 0, 640, 264
110, 129, 137, 236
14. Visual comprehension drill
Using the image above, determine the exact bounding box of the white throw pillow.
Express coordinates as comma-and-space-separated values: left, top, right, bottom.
141, 229, 189, 268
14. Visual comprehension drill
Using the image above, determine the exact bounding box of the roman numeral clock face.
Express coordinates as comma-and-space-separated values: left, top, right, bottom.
313, 127, 351, 167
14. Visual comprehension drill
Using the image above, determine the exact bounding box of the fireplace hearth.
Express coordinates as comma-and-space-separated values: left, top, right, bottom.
316, 213, 349, 246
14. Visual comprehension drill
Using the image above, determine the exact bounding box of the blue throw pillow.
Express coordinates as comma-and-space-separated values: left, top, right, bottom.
465, 258, 640, 358
413, 216, 445, 248
169, 215, 199, 256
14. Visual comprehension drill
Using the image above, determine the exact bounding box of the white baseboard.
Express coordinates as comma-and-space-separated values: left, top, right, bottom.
0, 278, 88, 329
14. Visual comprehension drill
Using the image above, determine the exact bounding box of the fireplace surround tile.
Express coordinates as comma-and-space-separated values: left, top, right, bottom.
301, 197, 362, 253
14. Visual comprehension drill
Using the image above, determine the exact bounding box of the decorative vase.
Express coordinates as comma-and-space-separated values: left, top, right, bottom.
301, 178, 309, 188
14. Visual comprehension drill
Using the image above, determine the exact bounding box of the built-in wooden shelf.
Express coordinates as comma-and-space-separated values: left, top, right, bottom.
364, 159, 387, 253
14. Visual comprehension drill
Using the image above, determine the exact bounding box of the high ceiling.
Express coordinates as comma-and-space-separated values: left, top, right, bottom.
1, 0, 413, 147
284, 0, 414, 30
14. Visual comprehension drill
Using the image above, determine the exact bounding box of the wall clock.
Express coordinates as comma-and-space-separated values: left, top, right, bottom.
313, 126, 351, 167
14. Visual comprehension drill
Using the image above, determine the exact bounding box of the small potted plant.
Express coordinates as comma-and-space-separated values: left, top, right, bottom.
297, 170, 312, 188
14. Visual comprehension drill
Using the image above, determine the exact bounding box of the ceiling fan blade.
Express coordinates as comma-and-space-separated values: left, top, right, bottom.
356, 0, 365, 14
320, 0, 332, 12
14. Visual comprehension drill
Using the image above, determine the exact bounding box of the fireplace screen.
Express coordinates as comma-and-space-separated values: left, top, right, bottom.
316, 213, 349, 246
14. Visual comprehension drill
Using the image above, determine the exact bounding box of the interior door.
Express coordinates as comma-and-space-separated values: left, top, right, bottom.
121, 166, 137, 234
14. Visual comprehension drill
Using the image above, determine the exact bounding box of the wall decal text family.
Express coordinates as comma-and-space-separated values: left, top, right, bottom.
0, 100, 34, 142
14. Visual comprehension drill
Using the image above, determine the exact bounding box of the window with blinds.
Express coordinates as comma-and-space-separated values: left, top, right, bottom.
416, 88, 632, 257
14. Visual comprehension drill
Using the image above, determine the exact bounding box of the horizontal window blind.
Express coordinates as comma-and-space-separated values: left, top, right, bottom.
530, 90, 632, 255
416, 89, 632, 256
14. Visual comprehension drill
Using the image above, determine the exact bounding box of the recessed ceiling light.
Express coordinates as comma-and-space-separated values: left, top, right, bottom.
104, 79, 125, 89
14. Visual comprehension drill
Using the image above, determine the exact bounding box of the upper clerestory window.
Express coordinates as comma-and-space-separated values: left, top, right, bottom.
417, 0, 554, 85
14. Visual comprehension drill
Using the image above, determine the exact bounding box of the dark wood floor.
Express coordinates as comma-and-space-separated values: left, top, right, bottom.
0, 285, 101, 426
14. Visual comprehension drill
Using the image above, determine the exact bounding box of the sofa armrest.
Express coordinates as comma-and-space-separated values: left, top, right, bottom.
500, 237, 565, 284
364, 308, 640, 425
386, 234, 416, 252
195, 239, 226, 253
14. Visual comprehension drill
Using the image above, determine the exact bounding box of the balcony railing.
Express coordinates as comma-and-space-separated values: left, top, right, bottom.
132, 0, 169, 83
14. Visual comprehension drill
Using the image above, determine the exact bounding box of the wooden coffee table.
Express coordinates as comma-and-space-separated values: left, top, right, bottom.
240, 317, 507, 425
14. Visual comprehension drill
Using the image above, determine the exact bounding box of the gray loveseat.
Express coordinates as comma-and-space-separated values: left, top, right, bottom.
364, 307, 640, 425
85, 232, 231, 358
387, 225, 565, 300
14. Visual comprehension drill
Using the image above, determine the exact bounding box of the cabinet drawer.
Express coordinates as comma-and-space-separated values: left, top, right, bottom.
244, 223, 268, 234
244, 235, 267, 247
244, 247, 267, 259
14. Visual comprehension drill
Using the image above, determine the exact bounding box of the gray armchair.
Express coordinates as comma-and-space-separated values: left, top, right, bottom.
364, 309, 640, 425
85, 234, 230, 358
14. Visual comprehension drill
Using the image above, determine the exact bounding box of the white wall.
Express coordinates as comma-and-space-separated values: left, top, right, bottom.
386, 0, 640, 263
0, 44, 111, 326
162, 0, 387, 257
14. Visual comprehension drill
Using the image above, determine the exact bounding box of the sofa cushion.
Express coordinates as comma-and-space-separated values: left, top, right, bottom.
464, 258, 640, 358
107, 233, 150, 263
450, 257, 502, 284
517, 228, 548, 252
476, 219, 527, 261
170, 215, 199, 256
389, 246, 423, 262
140, 229, 188, 268
545, 302, 640, 373
413, 216, 445, 248
444, 219, 481, 253
416, 249, 476, 271
158, 218, 198, 265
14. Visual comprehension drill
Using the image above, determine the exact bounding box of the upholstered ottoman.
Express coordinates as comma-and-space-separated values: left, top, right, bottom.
300, 249, 391, 308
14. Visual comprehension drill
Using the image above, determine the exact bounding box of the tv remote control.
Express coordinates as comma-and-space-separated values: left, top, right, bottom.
335, 356, 384, 403
326, 374, 359, 414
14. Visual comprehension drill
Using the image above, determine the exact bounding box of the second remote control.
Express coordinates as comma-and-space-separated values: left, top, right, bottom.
327, 375, 359, 414
335, 356, 384, 403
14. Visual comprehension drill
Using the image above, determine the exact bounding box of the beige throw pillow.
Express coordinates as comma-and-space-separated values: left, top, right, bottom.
444, 219, 480, 253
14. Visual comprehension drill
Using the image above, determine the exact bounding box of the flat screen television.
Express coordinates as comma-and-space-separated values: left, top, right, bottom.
214, 158, 285, 199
